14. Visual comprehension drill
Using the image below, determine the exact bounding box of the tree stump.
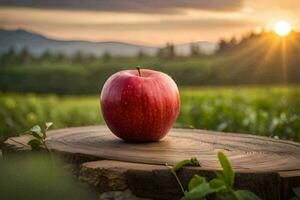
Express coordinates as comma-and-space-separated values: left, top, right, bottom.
3, 125, 300, 200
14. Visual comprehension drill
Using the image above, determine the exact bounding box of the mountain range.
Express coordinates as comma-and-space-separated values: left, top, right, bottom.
0, 29, 217, 57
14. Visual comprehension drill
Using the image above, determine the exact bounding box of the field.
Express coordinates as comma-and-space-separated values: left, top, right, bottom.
1, 86, 300, 143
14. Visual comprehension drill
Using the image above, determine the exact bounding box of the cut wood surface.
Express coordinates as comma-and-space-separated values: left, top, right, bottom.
5, 125, 300, 172
43, 125, 300, 173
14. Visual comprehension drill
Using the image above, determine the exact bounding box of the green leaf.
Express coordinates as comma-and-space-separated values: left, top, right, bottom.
45, 122, 53, 131
209, 178, 228, 197
218, 152, 235, 188
172, 157, 200, 172
27, 139, 42, 149
172, 160, 191, 172
30, 125, 43, 139
31, 132, 43, 139
293, 187, 300, 198
182, 179, 218, 200
235, 190, 261, 200
188, 175, 204, 191
209, 178, 226, 190
30, 125, 42, 134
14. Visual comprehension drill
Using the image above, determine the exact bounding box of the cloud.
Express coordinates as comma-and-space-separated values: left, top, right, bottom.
0, 7, 258, 31
61, 18, 258, 31
124, 18, 258, 30
0, 0, 244, 13
0, 14, 258, 36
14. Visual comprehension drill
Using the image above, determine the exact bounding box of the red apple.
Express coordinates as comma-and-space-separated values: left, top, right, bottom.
100, 68, 180, 142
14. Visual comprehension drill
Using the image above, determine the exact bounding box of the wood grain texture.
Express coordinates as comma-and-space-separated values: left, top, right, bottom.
279, 170, 300, 199
79, 160, 280, 200
42, 125, 300, 173
4, 125, 300, 173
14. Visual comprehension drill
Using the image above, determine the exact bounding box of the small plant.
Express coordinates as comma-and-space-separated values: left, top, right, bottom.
170, 152, 261, 200
172, 157, 201, 172
166, 157, 201, 194
290, 187, 300, 200
26, 122, 53, 150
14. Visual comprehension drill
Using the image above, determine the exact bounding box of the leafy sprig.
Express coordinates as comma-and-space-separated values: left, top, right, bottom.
166, 156, 200, 194
170, 152, 261, 200
27, 122, 53, 150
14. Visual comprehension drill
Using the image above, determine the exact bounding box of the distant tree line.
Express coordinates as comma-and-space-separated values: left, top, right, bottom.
1, 29, 292, 68
0, 30, 271, 67
1, 30, 300, 94
0, 47, 100, 67
217, 30, 266, 53
0, 42, 208, 67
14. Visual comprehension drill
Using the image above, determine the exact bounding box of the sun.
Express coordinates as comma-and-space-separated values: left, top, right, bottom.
274, 20, 292, 36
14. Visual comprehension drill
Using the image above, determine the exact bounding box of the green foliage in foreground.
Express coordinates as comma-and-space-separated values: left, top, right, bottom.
0, 87, 300, 143
0, 153, 97, 200
176, 152, 261, 200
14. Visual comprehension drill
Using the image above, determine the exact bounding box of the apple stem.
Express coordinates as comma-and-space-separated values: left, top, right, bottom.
136, 66, 142, 77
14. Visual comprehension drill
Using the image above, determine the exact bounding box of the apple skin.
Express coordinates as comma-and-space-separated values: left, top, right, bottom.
100, 69, 180, 142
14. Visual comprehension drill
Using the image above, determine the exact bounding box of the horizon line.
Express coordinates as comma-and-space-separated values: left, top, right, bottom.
0, 27, 220, 48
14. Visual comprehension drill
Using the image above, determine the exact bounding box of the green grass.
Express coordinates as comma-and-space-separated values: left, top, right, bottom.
1, 86, 300, 143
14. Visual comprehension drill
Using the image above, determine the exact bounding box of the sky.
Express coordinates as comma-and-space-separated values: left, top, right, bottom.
0, 0, 300, 46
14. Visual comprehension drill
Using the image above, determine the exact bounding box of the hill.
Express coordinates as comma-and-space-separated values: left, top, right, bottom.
0, 29, 217, 57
